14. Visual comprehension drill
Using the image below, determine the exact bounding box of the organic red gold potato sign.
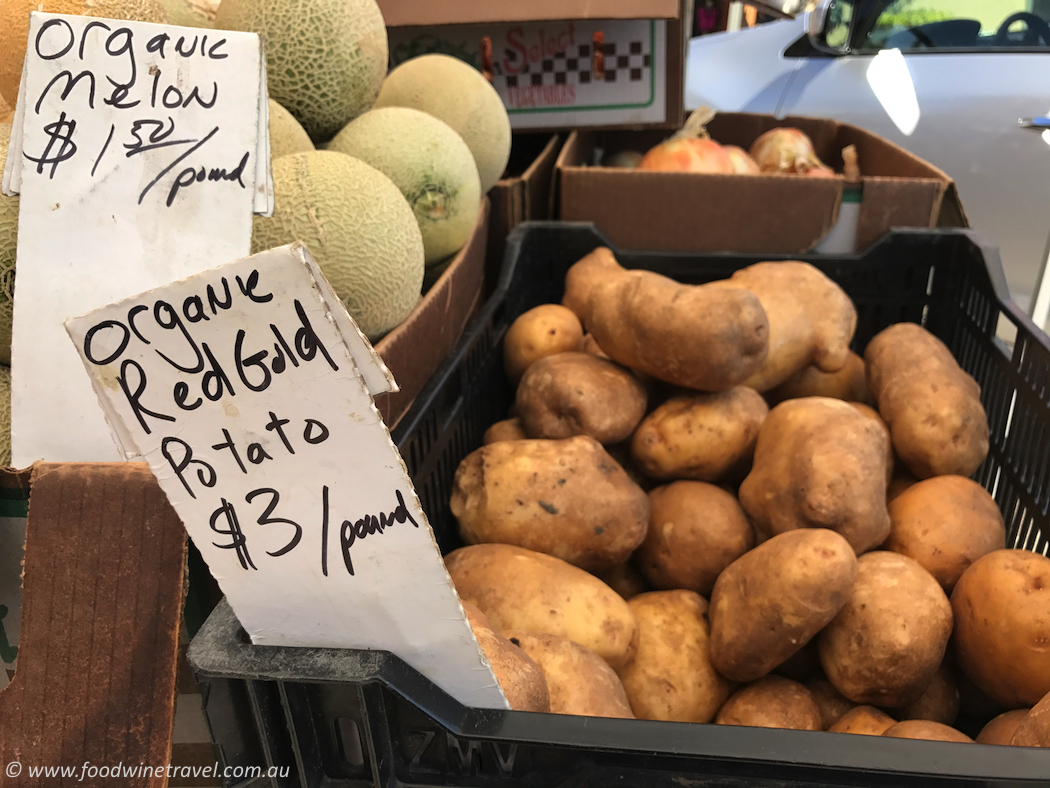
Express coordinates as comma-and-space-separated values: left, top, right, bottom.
63, 242, 509, 711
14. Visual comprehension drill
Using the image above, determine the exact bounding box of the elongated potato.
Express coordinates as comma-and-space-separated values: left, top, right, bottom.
1011, 691, 1050, 747
462, 602, 550, 713
828, 706, 896, 736
819, 552, 952, 707
721, 261, 857, 392
977, 709, 1031, 745
451, 436, 649, 572
739, 397, 892, 554
709, 529, 858, 683
516, 352, 647, 444
506, 632, 635, 719
716, 676, 822, 731
617, 591, 732, 723
631, 388, 768, 482
562, 247, 622, 324
504, 304, 584, 384
571, 252, 769, 391
882, 721, 972, 743
767, 351, 873, 406
865, 323, 989, 479
445, 544, 638, 668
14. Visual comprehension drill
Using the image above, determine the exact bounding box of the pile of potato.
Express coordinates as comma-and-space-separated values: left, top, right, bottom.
444, 246, 1050, 751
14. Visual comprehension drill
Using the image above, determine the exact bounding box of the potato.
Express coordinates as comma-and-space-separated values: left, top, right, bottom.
581, 333, 610, 359
616, 591, 732, 723
806, 677, 856, 730
1011, 690, 1050, 747
828, 706, 897, 736
773, 640, 822, 683
595, 558, 651, 600
636, 481, 754, 596
482, 418, 527, 445
887, 467, 918, 502
516, 352, 647, 444
445, 544, 638, 668
562, 247, 622, 324
630, 388, 768, 482
954, 659, 1008, 719
738, 398, 892, 554
505, 632, 635, 719
571, 252, 769, 391
451, 436, 649, 572
504, 304, 584, 385
951, 549, 1050, 707
892, 664, 959, 726
767, 351, 873, 406
719, 261, 856, 393
709, 529, 857, 683
865, 323, 989, 479
886, 475, 1004, 593
882, 720, 973, 743
716, 676, 822, 731
819, 552, 952, 707
977, 709, 1031, 745
462, 602, 550, 712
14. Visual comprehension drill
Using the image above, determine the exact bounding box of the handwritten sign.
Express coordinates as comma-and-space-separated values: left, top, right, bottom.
2, 12, 273, 465
65, 243, 508, 710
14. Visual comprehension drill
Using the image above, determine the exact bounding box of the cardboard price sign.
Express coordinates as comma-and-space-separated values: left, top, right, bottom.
2, 12, 273, 466
65, 243, 508, 710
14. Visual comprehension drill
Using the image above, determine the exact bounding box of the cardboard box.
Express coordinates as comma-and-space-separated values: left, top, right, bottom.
487, 133, 563, 288
556, 112, 968, 254
374, 198, 490, 429
378, 0, 689, 132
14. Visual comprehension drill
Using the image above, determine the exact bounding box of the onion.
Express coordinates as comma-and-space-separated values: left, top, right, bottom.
637, 138, 734, 174
724, 145, 761, 175
749, 127, 825, 174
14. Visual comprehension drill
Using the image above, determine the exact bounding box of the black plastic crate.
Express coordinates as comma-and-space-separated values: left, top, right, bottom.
188, 224, 1050, 788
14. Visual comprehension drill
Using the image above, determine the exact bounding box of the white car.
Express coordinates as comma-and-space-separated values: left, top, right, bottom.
685, 0, 1050, 325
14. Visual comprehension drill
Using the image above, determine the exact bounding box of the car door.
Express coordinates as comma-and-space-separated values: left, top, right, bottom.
778, 0, 1050, 322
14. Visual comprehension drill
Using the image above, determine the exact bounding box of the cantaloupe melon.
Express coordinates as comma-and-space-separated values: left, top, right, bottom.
0, 124, 16, 367
328, 108, 480, 266
0, 0, 170, 106
268, 99, 314, 160
252, 151, 424, 340
163, 0, 219, 28
0, 364, 9, 468
374, 54, 511, 195
215, 0, 387, 142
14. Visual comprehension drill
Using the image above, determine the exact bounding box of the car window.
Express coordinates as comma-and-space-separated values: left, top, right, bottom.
857, 0, 1050, 51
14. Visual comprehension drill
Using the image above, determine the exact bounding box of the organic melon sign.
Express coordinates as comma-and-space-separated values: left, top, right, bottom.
65, 242, 509, 711
1, 12, 273, 465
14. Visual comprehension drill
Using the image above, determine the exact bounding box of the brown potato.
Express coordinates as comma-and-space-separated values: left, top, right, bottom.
892, 664, 959, 726
819, 552, 952, 707
886, 476, 1004, 593
616, 591, 732, 723
977, 709, 1031, 745
719, 261, 856, 393
882, 721, 973, 743
562, 247, 622, 324
636, 482, 754, 596
828, 706, 897, 736
951, 549, 1050, 707
462, 602, 550, 712
451, 436, 649, 572
574, 253, 769, 391
504, 304, 584, 385
506, 631, 634, 719
631, 388, 768, 482
806, 678, 856, 730
716, 676, 822, 731
709, 529, 858, 683
865, 323, 989, 479
595, 558, 652, 600
1011, 690, 1050, 747
482, 418, 527, 445
445, 544, 638, 669
767, 351, 873, 406
739, 398, 892, 554
581, 333, 610, 359
516, 352, 647, 444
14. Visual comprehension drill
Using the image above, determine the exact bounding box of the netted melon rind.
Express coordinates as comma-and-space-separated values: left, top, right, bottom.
268, 99, 315, 161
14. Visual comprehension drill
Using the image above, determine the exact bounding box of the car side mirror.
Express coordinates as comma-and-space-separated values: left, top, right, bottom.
805, 0, 850, 54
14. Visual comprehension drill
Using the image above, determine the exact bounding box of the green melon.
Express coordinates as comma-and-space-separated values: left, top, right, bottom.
215, 0, 388, 142
374, 54, 511, 194
0, 123, 16, 366
328, 108, 481, 266
0, 364, 9, 467
268, 99, 315, 161
252, 151, 424, 340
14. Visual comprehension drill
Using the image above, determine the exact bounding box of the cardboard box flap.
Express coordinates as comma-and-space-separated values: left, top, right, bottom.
378, 0, 681, 27
0, 463, 187, 786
